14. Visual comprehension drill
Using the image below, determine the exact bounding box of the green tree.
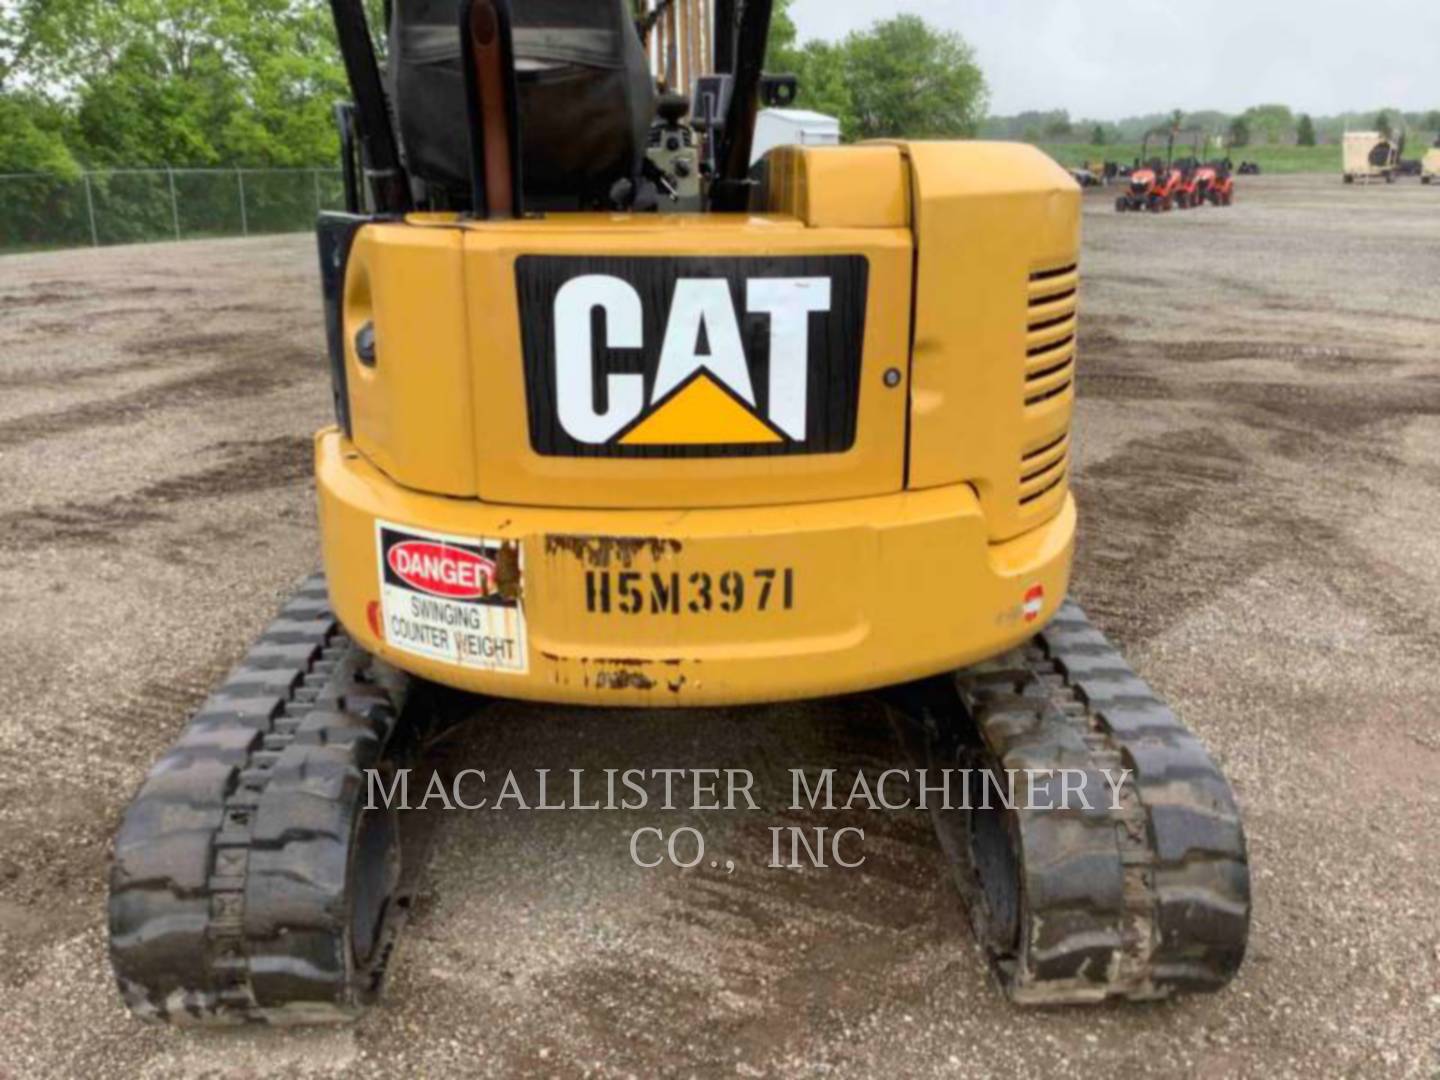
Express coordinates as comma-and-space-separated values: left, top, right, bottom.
1008, 110, 1069, 139
1296, 113, 1316, 146
1241, 104, 1294, 144
1170, 108, 1184, 129
1183, 110, 1228, 135
1227, 115, 1251, 148
840, 15, 987, 141
0, 0, 83, 90
1425, 110, 1440, 134
1375, 111, 1392, 139
773, 38, 851, 128
764, 0, 852, 123
1, 0, 350, 171
0, 92, 80, 175
765, 0, 799, 68
1091, 124, 1107, 146
774, 13, 987, 142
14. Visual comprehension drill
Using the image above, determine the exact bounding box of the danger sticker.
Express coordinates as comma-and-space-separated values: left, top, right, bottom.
375, 521, 527, 675
1023, 585, 1045, 622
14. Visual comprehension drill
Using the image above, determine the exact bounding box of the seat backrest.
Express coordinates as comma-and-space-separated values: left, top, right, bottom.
388, 0, 657, 207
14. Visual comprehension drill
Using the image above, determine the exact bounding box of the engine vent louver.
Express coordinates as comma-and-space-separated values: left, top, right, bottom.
1015, 263, 1078, 520
1024, 264, 1078, 409
1019, 431, 1069, 506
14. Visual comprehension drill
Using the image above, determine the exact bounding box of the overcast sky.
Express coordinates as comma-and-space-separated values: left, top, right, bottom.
788, 0, 1440, 119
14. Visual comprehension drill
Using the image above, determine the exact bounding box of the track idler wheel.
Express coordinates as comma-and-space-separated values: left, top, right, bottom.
348, 806, 401, 970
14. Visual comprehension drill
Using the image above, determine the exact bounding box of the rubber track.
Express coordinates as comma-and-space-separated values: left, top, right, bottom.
108, 575, 412, 1024
942, 601, 1250, 1003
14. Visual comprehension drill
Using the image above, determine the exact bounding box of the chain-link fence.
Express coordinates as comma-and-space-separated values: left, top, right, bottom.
0, 168, 347, 255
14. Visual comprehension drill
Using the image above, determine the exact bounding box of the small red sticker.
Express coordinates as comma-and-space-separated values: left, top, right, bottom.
366, 600, 383, 638
1023, 585, 1045, 622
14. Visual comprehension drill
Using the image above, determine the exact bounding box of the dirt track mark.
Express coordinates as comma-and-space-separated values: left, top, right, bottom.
0, 347, 308, 450
0, 354, 176, 391
0, 666, 225, 988
0, 283, 183, 308
1, 325, 306, 391
1160, 340, 1403, 370
11, 306, 177, 341
211, 302, 301, 316
126, 330, 250, 358
1262, 298, 1440, 328
1084, 312, 1141, 329
1076, 410, 1440, 653
1079, 371, 1170, 401
532, 959, 737, 1073
1079, 356, 1440, 429
1084, 331, 1408, 372
1079, 272, 1169, 290
1073, 427, 1296, 643
145, 434, 313, 501
0, 290, 83, 309
1079, 326, 1125, 354
0, 435, 311, 548
1210, 378, 1440, 438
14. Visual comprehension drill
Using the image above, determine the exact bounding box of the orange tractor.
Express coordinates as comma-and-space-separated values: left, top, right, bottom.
1170, 132, 1205, 208
1175, 132, 1235, 208
1199, 158, 1235, 206
1117, 129, 1235, 212
1114, 128, 1183, 212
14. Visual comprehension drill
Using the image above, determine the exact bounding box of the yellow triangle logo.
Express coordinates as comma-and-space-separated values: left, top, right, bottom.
619, 373, 784, 446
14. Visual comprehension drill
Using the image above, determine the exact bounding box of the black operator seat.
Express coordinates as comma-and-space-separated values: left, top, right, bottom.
388, 0, 658, 208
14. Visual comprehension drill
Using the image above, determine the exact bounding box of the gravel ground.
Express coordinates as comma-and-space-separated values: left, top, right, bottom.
0, 174, 1437, 1078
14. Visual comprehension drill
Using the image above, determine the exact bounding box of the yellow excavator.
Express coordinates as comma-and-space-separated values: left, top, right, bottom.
108, 0, 1249, 1022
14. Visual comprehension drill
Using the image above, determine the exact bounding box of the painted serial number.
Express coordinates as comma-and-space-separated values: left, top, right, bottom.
585, 569, 796, 615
